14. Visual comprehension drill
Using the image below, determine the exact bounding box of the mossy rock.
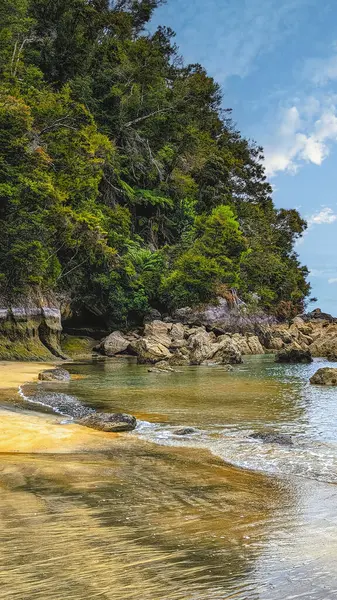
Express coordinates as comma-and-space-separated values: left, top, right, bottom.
0, 337, 55, 361
61, 335, 96, 359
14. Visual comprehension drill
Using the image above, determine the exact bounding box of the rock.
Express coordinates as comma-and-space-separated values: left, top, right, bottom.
38, 368, 71, 382
304, 308, 336, 322
143, 320, 173, 347
276, 347, 313, 364
310, 367, 337, 386
61, 335, 96, 359
309, 336, 337, 358
131, 338, 172, 364
247, 335, 265, 354
250, 432, 294, 446
100, 330, 129, 356
188, 330, 215, 365
79, 412, 137, 432
292, 316, 306, 328
170, 323, 185, 341
231, 333, 252, 355
0, 302, 65, 361
327, 351, 337, 361
143, 309, 162, 323
211, 338, 242, 364
222, 364, 234, 371
148, 361, 175, 373
173, 427, 197, 436
168, 350, 189, 366
29, 391, 92, 419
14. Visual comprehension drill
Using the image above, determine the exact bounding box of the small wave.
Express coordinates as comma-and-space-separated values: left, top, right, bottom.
134, 420, 337, 484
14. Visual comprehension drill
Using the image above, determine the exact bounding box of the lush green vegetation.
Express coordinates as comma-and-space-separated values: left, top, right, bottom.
0, 0, 310, 327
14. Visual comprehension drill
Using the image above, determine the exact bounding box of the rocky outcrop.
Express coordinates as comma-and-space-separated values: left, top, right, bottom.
94, 306, 337, 366
96, 320, 264, 365
79, 412, 137, 432
38, 368, 71, 382
0, 302, 65, 360
310, 367, 337, 386
276, 346, 313, 364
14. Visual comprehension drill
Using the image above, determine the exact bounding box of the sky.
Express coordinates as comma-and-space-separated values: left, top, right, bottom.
150, 0, 337, 315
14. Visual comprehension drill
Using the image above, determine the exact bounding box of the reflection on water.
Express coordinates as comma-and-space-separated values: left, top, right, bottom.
0, 356, 337, 599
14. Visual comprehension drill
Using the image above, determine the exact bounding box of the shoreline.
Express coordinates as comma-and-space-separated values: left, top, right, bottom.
0, 361, 137, 454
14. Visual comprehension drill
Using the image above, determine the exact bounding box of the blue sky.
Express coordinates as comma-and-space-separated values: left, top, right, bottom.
150, 0, 337, 314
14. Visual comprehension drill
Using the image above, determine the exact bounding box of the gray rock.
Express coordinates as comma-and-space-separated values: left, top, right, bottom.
276, 347, 312, 364
101, 330, 129, 356
173, 427, 197, 436
310, 367, 337, 386
79, 412, 137, 432
38, 368, 71, 382
143, 309, 162, 323
250, 432, 294, 446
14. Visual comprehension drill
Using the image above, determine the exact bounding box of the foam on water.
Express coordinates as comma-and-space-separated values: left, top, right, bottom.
134, 419, 337, 484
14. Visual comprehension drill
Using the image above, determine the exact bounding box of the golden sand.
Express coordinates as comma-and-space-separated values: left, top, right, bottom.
0, 361, 54, 389
0, 361, 132, 454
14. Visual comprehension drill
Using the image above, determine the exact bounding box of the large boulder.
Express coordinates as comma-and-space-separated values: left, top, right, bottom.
143, 320, 173, 348
100, 331, 129, 356
79, 412, 137, 432
168, 350, 190, 366
247, 335, 265, 354
38, 368, 71, 382
310, 367, 337, 386
309, 335, 337, 358
276, 346, 313, 364
188, 330, 215, 365
130, 338, 172, 364
211, 338, 242, 364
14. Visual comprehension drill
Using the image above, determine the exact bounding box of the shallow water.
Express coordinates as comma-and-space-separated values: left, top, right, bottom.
1, 355, 337, 599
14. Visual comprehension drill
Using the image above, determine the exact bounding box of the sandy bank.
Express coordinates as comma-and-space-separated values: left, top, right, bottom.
0, 361, 136, 454
0, 361, 54, 389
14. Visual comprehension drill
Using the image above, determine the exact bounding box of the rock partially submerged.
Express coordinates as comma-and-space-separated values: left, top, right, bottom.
250, 432, 294, 446
310, 367, 337, 386
79, 412, 137, 432
173, 427, 197, 436
38, 368, 71, 382
276, 347, 312, 364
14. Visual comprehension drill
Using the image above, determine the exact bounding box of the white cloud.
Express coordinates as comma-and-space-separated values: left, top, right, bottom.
264, 101, 337, 177
328, 278, 337, 284
307, 207, 337, 226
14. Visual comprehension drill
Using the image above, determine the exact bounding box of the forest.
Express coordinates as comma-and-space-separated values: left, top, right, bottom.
0, 0, 310, 328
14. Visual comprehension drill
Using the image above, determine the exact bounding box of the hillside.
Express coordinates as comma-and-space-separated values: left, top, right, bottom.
0, 0, 310, 332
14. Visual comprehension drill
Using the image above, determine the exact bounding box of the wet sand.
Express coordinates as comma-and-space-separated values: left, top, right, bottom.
0, 361, 135, 454
0, 361, 54, 389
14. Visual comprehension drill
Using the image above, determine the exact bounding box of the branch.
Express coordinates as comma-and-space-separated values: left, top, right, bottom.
124, 107, 172, 128
12, 37, 40, 77
38, 114, 75, 135
57, 258, 88, 282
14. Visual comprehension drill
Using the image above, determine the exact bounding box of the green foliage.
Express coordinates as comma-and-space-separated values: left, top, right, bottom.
161, 206, 247, 309
0, 0, 310, 324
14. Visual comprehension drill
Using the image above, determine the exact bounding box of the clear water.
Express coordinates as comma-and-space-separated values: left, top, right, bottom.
1, 355, 337, 599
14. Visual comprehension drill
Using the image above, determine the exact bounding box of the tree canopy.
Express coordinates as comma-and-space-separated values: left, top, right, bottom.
0, 0, 310, 326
